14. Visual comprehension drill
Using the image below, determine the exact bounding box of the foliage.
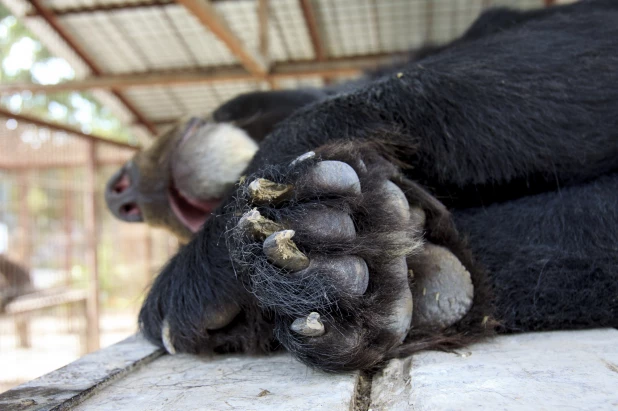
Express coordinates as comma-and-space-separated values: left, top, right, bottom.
0, 4, 137, 145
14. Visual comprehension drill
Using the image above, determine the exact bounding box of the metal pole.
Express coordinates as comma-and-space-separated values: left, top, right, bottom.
84, 140, 100, 352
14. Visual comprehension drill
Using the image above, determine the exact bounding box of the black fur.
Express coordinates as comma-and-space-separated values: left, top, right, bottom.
139, 0, 618, 372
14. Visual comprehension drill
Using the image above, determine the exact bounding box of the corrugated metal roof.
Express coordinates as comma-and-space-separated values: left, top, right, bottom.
2, 0, 546, 139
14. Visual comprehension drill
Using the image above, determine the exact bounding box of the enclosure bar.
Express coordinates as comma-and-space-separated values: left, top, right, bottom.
299, 0, 326, 61
0, 54, 400, 93
424, 0, 434, 44
29, 0, 158, 135
84, 141, 100, 352
258, 0, 278, 89
176, 0, 268, 76
258, 0, 270, 66
370, 0, 384, 51
0, 107, 140, 150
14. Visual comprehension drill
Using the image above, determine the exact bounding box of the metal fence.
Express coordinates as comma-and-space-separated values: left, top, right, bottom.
0, 114, 176, 392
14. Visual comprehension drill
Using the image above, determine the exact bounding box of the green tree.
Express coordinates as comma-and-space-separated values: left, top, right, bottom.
0, 4, 138, 144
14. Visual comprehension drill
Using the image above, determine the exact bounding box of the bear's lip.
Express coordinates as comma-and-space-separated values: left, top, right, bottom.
167, 116, 221, 233
167, 181, 221, 233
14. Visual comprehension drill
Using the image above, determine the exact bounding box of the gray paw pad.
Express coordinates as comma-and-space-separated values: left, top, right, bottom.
291, 208, 356, 241
303, 255, 369, 296
302, 160, 361, 195
410, 244, 474, 329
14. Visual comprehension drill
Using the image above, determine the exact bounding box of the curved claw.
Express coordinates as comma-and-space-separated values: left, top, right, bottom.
238, 208, 284, 240
291, 312, 325, 337
161, 319, 176, 355
249, 178, 293, 204
263, 230, 310, 271
290, 151, 316, 166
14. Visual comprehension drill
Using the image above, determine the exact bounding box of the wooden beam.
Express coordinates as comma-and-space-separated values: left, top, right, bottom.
0, 159, 128, 170
299, 0, 325, 61
176, 0, 267, 76
26, 0, 175, 17
24, 0, 230, 17
0, 54, 400, 93
29, 0, 158, 135
0, 107, 140, 150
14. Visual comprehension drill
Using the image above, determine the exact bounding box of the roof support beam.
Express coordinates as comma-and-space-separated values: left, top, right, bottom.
24, 0, 230, 17
176, 0, 267, 76
0, 107, 140, 150
0, 55, 401, 93
299, 0, 325, 61
25, 1, 175, 16
28, 0, 158, 135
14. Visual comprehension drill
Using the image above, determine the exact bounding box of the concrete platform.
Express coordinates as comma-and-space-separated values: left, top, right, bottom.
371, 328, 618, 411
1, 329, 616, 410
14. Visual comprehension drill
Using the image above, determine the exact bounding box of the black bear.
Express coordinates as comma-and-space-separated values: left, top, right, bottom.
105, 0, 618, 372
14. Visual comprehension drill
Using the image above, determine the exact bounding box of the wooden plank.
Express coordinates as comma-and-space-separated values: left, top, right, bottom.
371, 329, 618, 410
0, 54, 400, 93
0, 108, 140, 150
176, 0, 267, 76
73, 353, 360, 410
28, 0, 157, 135
0, 335, 163, 411
4, 288, 87, 314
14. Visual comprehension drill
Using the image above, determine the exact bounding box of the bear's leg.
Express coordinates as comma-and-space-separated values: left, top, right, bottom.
454, 173, 618, 332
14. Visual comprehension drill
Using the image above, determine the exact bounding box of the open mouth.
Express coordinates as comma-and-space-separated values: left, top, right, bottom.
168, 180, 221, 233
167, 117, 222, 233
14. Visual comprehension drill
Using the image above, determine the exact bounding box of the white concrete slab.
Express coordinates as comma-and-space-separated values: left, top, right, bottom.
73, 353, 360, 411
371, 328, 618, 411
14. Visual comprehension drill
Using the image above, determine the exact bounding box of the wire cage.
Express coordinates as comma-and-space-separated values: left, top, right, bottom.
0, 117, 176, 391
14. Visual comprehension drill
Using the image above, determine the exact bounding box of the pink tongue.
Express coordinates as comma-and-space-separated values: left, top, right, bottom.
168, 187, 221, 233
